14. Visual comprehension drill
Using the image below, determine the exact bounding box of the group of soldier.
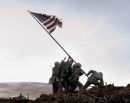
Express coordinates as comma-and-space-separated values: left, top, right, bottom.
49, 57, 104, 94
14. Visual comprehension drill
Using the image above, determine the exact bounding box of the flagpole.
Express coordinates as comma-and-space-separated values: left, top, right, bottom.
28, 10, 88, 76
28, 10, 76, 63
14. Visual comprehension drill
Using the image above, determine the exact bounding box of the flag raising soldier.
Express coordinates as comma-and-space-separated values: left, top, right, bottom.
49, 61, 63, 93
68, 63, 84, 93
59, 56, 73, 92
29, 11, 89, 93
83, 70, 104, 90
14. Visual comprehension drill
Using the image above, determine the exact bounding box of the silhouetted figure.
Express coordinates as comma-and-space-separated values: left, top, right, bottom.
68, 63, 84, 92
59, 57, 73, 92
49, 62, 63, 93
83, 70, 104, 90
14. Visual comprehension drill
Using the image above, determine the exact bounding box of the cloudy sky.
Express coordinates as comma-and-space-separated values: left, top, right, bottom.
0, 0, 130, 86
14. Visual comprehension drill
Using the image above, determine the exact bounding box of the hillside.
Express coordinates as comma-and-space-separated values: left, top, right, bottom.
0, 82, 52, 99
0, 83, 130, 103
35, 84, 130, 103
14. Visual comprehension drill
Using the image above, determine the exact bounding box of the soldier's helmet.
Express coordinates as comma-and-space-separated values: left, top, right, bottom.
99, 72, 103, 76
54, 62, 60, 67
75, 63, 82, 67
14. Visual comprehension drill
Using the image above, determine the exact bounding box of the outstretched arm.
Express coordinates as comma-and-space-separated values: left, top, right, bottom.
87, 70, 96, 76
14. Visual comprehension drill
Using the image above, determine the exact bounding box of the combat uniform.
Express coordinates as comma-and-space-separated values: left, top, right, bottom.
59, 58, 73, 92
49, 62, 63, 93
83, 70, 104, 90
68, 63, 84, 92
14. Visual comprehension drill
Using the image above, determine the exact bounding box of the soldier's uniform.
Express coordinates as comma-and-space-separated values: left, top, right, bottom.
68, 63, 84, 92
83, 70, 104, 90
49, 62, 63, 93
59, 58, 73, 92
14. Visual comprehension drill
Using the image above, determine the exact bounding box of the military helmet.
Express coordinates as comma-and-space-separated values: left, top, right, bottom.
54, 62, 60, 67
72, 64, 76, 68
75, 63, 82, 67
62, 61, 68, 66
99, 72, 103, 76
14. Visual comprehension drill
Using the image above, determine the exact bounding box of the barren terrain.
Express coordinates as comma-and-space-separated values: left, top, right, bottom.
0, 82, 130, 103
0, 82, 52, 100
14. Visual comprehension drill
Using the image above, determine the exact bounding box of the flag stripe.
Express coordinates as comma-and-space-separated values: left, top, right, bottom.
48, 23, 58, 32
42, 16, 53, 24
47, 18, 58, 29
45, 18, 57, 29
31, 11, 62, 33
58, 20, 62, 28
43, 16, 55, 25
50, 28, 55, 33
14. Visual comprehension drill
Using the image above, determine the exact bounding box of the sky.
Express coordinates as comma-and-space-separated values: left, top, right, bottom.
0, 0, 130, 86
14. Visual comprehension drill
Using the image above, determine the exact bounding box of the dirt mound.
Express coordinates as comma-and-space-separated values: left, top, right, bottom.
35, 84, 130, 103
0, 84, 130, 103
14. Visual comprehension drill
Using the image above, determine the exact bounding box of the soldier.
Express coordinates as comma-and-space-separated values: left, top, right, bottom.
49, 62, 63, 93
59, 57, 73, 92
68, 63, 84, 92
83, 70, 104, 90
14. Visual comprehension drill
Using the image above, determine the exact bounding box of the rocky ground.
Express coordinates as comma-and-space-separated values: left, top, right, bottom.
0, 84, 130, 103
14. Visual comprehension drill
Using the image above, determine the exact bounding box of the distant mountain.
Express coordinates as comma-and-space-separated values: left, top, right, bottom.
0, 82, 52, 100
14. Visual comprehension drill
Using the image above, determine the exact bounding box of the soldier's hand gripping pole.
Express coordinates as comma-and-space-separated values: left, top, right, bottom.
69, 56, 88, 77
82, 70, 88, 77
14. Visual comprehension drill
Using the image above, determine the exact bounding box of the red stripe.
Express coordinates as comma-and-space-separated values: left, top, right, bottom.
44, 16, 55, 25
58, 20, 62, 25
47, 18, 58, 29
50, 28, 55, 33
58, 20, 62, 27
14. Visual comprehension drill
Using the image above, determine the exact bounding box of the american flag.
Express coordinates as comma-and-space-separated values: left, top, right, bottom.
31, 12, 62, 33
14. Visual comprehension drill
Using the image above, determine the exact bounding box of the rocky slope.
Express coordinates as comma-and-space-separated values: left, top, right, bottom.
35, 84, 130, 103
0, 83, 130, 103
